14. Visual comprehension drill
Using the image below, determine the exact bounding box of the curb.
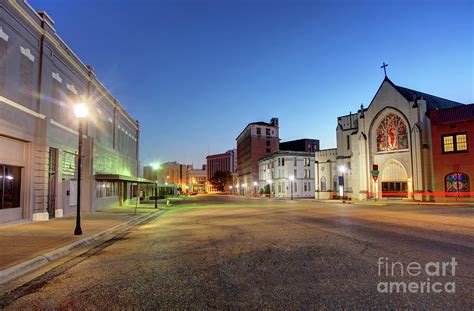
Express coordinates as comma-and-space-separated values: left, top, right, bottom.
0, 211, 159, 285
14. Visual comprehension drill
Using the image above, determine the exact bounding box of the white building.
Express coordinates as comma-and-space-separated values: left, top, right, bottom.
315, 77, 465, 201
258, 151, 314, 198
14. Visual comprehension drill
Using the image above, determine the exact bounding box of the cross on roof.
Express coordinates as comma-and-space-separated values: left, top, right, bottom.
381, 62, 388, 77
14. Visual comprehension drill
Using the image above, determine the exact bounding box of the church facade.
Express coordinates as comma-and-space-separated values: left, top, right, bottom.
315, 77, 468, 202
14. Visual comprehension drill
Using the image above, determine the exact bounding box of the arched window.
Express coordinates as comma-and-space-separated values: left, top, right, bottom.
333, 175, 338, 191
445, 173, 470, 196
321, 176, 326, 191
376, 113, 409, 152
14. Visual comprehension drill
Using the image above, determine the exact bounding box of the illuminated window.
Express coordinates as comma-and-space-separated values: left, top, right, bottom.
442, 133, 468, 153
0, 165, 22, 209
376, 113, 409, 152
456, 134, 467, 151
443, 136, 454, 152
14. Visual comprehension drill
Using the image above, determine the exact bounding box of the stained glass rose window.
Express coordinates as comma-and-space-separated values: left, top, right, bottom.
376, 113, 409, 152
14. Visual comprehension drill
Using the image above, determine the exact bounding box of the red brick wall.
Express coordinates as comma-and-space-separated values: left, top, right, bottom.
250, 135, 279, 180
430, 118, 474, 200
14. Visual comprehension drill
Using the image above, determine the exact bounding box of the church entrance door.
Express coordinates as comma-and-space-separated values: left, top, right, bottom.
379, 160, 409, 199
382, 181, 408, 198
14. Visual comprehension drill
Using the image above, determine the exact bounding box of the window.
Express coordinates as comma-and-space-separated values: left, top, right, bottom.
443, 133, 468, 153
256, 128, 261, 135
294, 158, 297, 166
0, 165, 22, 209
347, 135, 350, 150
96, 181, 118, 198
320, 177, 326, 191
376, 113, 409, 152
445, 173, 470, 196
281, 158, 285, 166
20, 50, 34, 109
266, 128, 271, 136
294, 169, 297, 178
266, 140, 270, 146
443, 136, 454, 152
51, 79, 63, 121
456, 134, 467, 151
294, 182, 297, 192
266, 148, 270, 153
304, 183, 307, 191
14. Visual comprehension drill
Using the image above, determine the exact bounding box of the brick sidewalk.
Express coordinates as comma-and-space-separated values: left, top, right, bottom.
0, 205, 159, 272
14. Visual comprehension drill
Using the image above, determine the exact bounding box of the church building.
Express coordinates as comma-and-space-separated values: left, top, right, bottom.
315, 76, 469, 202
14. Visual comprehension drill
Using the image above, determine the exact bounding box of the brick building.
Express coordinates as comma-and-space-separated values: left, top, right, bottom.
206, 149, 237, 192
429, 104, 474, 201
206, 149, 237, 180
236, 118, 279, 195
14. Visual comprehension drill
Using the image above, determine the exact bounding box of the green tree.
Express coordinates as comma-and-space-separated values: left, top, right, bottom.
264, 184, 271, 195
210, 171, 233, 192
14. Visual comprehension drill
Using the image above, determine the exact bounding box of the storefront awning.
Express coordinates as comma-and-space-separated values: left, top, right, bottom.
94, 174, 155, 184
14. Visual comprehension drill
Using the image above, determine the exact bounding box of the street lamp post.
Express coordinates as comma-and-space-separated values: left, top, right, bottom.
152, 163, 161, 208
73, 103, 88, 236
289, 175, 294, 200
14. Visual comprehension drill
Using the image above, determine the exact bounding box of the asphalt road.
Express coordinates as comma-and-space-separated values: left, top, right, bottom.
3, 196, 474, 309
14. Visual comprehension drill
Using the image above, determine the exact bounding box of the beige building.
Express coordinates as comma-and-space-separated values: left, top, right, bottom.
0, 2, 141, 224
189, 167, 207, 193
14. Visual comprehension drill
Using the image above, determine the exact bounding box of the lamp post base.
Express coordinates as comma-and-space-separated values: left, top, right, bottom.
74, 226, 82, 235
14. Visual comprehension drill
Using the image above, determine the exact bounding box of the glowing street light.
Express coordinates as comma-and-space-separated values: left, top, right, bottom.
289, 175, 295, 200
151, 162, 162, 208
73, 102, 89, 236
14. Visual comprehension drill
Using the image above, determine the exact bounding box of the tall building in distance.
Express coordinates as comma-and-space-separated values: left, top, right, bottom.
206, 149, 237, 180
143, 162, 191, 192
206, 149, 237, 193
236, 118, 280, 194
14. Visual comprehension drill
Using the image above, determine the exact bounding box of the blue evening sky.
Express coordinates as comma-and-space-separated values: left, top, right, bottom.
29, 0, 473, 167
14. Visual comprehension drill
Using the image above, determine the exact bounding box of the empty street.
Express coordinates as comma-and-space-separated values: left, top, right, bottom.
2, 196, 473, 309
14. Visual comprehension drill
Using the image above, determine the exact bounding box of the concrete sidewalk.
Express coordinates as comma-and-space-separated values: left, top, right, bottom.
0, 204, 162, 284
